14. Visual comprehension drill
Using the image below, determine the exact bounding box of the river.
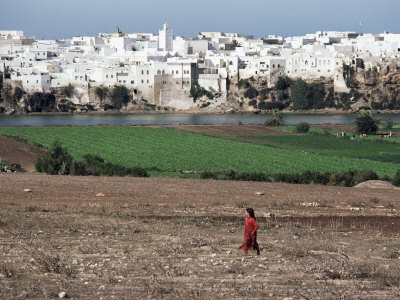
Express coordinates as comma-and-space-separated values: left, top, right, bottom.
1, 112, 400, 127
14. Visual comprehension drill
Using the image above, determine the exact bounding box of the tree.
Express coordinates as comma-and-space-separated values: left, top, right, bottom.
35, 140, 73, 175
27, 92, 56, 112
13, 87, 24, 101
226, 40, 242, 50
291, 79, 325, 110
94, 85, 109, 104
61, 83, 76, 98
275, 76, 292, 91
264, 110, 284, 126
244, 86, 259, 99
354, 112, 378, 135
110, 85, 130, 109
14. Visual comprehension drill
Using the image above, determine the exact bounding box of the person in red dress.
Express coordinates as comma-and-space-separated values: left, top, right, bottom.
239, 208, 260, 255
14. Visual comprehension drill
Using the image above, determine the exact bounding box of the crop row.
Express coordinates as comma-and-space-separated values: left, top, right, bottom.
0, 126, 399, 177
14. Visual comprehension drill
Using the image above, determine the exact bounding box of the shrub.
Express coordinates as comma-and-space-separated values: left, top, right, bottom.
244, 86, 259, 99
392, 170, 400, 187
94, 85, 109, 103
354, 112, 378, 135
70, 161, 87, 176
328, 171, 355, 187
27, 92, 56, 112
296, 122, 310, 133
61, 83, 76, 98
238, 79, 251, 89
35, 140, 73, 175
383, 119, 394, 130
291, 79, 326, 109
200, 171, 218, 180
352, 169, 378, 185
275, 76, 292, 91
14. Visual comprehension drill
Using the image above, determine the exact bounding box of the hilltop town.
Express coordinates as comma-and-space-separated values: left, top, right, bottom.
1, 25, 400, 114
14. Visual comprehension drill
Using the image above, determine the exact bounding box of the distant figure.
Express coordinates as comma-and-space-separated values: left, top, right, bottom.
341, 131, 345, 137
239, 208, 260, 255
390, 132, 392, 137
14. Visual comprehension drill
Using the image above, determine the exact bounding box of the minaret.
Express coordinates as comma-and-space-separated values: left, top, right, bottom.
158, 23, 173, 51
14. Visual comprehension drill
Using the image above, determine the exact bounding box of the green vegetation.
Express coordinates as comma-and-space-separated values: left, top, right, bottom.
244, 86, 259, 99
291, 79, 326, 110
264, 110, 283, 126
35, 140, 73, 175
190, 83, 214, 102
354, 112, 378, 135
110, 85, 130, 109
61, 83, 76, 98
94, 85, 109, 104
0, 126, 399, 179
27, 92, 56, 112
295, 122, 310, 133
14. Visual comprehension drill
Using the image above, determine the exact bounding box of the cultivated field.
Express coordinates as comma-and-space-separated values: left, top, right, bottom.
0, 125, 399, 177
1, 173, 400, 299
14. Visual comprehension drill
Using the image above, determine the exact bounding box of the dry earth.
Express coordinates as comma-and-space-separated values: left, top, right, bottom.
1, 131, 400, 299
1, 173, 400, 299
0, 135, 45, 172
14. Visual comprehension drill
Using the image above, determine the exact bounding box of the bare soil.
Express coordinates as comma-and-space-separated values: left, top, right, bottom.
0, 135, 45, 172
1, 173, 400, 299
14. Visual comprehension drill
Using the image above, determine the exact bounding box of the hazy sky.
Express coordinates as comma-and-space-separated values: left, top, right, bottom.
1, 0, 399, 39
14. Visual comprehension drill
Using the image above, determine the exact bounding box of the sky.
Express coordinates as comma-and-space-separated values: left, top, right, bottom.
1, 0, 399, 39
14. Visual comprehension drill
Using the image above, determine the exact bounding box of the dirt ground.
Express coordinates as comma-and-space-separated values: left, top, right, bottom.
0, 136, 45, 172
1, 173, 400, 299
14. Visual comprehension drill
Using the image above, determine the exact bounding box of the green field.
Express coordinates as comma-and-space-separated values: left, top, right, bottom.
0, 126, 399, 177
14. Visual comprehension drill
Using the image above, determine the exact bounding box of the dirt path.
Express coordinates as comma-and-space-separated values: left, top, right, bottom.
0, 135, 45, 171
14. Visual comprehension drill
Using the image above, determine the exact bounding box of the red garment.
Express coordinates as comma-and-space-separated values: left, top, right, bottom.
239, 217, 259, 253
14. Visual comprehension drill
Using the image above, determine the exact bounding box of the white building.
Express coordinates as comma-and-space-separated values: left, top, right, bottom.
159, 23, 173, 52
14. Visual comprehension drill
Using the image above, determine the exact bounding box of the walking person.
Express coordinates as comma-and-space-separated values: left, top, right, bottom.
239, 208, 260, 255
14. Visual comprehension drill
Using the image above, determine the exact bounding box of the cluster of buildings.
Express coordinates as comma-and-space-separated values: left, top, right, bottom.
1, 25, 400, 109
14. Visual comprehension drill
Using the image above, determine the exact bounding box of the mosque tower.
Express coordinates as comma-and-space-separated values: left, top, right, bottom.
158, 23, 173, 51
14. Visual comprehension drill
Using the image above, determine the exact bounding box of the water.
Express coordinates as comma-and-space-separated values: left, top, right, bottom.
1, 112, 400, 127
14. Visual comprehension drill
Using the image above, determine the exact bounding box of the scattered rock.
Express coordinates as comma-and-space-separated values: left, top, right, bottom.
300, 202, 320, 207
58, 292, 66, 299
24, 189, 32, 193
264, 212, 276, 218
99, 285, 105, 291
96, 193, 105, 197
255, 192, 265, 195
350, 207, 362, 211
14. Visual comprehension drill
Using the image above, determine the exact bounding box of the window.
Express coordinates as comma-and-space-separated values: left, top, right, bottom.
147, 70, 149, 75
172, 70, 174, 74
278, 64, 280, 68
157, 70, 161, 74
141, 80, 144, 83
147, 80, 149, 83
47, 80, 49, 83
75, 76, 78, 80
106, 75, 108, 78
131, 80, 134, 84
176, 70, 178, 74
272, 64, 275, 68
119, 80, 121, 83
111, 75, 113, 78
141, 70, 144, 75
36, 80, 39, 83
